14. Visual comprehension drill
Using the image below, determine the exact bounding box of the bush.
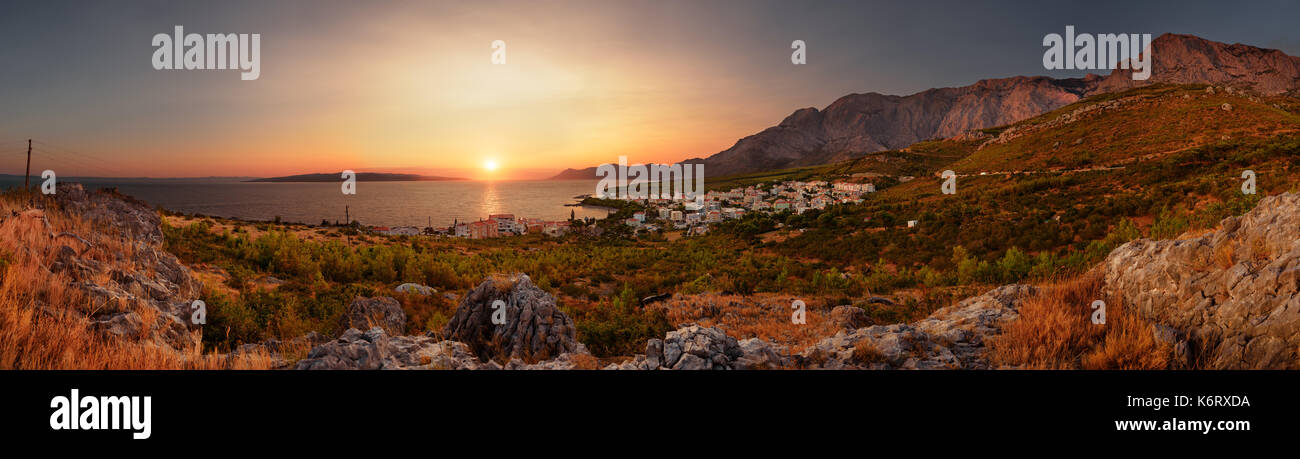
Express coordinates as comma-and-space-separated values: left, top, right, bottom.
570, 285, 673, 357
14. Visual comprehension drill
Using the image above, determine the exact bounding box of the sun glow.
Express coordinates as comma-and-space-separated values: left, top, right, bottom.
483, 159, 499, 172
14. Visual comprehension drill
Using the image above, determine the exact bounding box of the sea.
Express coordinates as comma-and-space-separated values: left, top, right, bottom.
0, 176, 611, 228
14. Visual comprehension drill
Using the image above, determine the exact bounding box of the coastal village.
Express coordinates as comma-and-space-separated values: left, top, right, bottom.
623, 179, 877, 236
367, 179, 876, 239
369, 214, 573, 238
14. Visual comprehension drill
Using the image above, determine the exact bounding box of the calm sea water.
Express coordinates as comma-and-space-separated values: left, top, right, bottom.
0, 177, 610, 228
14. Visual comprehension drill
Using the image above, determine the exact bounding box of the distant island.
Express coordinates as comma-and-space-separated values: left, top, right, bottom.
549, 159, 704, 180
247, 172, 467, 182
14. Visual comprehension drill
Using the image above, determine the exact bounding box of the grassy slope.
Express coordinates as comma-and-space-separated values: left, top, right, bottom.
769, 84, 1299, 274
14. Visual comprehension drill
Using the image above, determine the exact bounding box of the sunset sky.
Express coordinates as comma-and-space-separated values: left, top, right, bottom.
2, 0, 1298, 179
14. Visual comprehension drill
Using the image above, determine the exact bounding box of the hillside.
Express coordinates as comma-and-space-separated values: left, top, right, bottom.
554, 33, 1300, 180
695, 33, 1300, 178
760, 83, 1299, 284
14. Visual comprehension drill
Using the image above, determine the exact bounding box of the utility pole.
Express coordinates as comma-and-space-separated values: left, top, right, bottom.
24, 139, 32, 190
345, 205, 350, 225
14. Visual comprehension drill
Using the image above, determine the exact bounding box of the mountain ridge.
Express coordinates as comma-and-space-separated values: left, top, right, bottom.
553, 33, 1300, 179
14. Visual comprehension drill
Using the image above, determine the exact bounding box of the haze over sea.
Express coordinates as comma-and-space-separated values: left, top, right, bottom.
0, 176, 611, 228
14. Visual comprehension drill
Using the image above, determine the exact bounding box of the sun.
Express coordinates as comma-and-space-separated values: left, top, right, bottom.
483, 159, 499, 172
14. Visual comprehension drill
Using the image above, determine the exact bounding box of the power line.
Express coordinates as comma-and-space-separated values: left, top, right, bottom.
24, 139, 31, 189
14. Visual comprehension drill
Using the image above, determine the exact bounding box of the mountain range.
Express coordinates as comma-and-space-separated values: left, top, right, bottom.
552, 33, 1300, 179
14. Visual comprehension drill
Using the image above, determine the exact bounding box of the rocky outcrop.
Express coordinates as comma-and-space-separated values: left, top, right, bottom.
609, 324, 791, 370
295, 327, 491, 370
440, 274, 586, 362
295, 326, 600, 370
800, 285, 1037, 369
1099, 192, 1300, 369
33, 184, 203, 353
52, 184, 165, 243
1092, 33, 1300, 96
395, 283, 435, 296
296, 274, 596, 370
337, 296, 406, 336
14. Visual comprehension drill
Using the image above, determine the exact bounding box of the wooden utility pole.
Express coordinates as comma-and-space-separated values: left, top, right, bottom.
24, 139, 32, 189
345, 205, 350, 225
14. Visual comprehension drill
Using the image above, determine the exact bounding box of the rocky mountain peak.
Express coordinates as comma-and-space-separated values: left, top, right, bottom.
1091, 33, 1300, 96
692, 33, 1300, 178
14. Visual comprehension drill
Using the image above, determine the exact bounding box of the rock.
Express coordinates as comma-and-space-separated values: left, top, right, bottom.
395, 283, 435, 296
25, 186, 205, 355
91, 311, 143, 338
295, 328, 386, 370
1221, 103, 1233, 111
1098, 192, 1300, 369
440, 274, 585, 362
338, 296, 406, 336
734, 338, 789, 370
504, 352, 596, 370
624, 324, 764, 370
295, 327, 486, 370
640, 293, 672, 306
829, 305, 872, 329
801, 285, 1037, 369
673, 354, 710, 370
644, 339, 664, 368
52, 184, 164, 243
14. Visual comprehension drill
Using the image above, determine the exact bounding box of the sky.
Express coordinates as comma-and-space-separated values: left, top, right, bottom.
2, 0, 1299, 179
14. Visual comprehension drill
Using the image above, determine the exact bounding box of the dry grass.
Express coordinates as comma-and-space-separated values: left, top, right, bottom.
987, 273, 1169, 369
568, 353, 602, 370
1213, 239, 1238, 270
851, 340, 886, 365
649, 293, 841, 352
0, 191, 271, 369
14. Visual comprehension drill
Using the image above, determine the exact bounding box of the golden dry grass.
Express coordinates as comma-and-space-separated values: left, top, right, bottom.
0, 191, 271, 369
649, 293, 841, 352
987, 273, 1170, 369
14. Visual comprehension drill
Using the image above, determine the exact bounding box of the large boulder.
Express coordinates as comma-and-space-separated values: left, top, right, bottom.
295, 327, 491, 370
1099, 192, 1300, 369
27, 187, 205, 354
338, 296, 406, 336
609, 324, 789, 370
440, 274, 585, 362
